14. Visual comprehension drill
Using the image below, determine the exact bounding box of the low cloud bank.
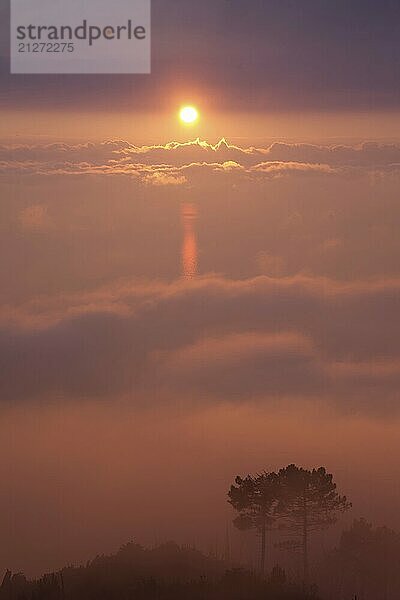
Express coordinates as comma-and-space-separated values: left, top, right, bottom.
1, 275, 399, 413
1, 138, 400, 182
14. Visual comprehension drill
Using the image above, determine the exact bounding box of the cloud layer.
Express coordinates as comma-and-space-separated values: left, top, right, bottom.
1, 137, 399, 413
1, 138, 400, 184
1, 275, 399, 413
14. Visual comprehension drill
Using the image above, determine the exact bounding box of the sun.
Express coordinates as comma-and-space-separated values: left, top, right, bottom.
179, 106, 199, 125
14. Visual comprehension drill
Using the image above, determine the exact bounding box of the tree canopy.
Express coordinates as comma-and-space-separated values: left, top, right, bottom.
228, 465, 351, 582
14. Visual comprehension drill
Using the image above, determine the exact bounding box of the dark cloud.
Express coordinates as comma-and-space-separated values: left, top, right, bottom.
1, 0, 399, 110
1, 275, 399, 413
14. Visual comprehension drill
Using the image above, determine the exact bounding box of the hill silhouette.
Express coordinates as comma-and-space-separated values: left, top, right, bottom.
0, 542, 318, 600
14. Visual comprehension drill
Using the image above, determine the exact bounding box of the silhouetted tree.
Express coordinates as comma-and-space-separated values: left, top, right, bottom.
278, 465, 351, 585
0, 571, 28, 600
270, 564, 286, 586
319, 518, 400, 600
228, 472, 282, 574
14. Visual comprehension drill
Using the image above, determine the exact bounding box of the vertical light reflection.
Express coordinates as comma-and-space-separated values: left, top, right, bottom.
181, 202, 198, 279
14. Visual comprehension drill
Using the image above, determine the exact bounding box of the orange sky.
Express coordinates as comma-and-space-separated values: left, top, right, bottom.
1, 400, 399, 576
1, 0, 400, 577
2, 109, 400, 144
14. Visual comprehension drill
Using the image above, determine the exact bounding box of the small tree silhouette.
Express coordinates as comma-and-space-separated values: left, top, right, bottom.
228, 472, 282, 574
270, 564, 286, 586
278, 464, 351, 585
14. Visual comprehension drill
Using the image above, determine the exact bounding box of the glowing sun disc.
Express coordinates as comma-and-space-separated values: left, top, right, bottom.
180, 106, 199, 124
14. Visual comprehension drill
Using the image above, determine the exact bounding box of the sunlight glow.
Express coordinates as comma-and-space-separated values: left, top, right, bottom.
181, 203, 198, 279
179, 106, 199, 125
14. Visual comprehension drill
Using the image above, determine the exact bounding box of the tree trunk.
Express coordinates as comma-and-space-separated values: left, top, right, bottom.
260, 515, 266, 575
302, 497, 309, 586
